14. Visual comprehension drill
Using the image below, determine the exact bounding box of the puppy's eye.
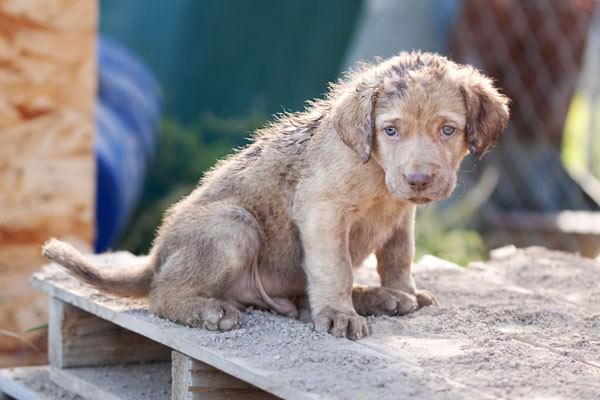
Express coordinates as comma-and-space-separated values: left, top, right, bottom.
441, 125, 456, 137
384, 126, 398, 137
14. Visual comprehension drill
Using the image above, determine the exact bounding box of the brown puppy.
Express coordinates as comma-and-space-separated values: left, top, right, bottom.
43, 52, 509, 340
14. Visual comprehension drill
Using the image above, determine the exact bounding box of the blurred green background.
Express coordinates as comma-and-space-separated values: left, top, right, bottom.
101, 0, 365, 254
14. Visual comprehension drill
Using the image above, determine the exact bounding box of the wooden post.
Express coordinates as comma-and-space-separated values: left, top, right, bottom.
171, 351, 278, 400
48, 297, 170, 368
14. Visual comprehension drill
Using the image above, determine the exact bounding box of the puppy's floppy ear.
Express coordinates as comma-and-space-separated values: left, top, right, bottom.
331, 82, 380, 163
460, 74, 510, 158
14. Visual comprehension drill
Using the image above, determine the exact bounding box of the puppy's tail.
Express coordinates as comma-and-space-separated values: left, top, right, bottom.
42, 238, 153, 297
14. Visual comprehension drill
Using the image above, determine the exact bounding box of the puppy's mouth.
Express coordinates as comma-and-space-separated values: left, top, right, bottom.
408, 197, 433, 204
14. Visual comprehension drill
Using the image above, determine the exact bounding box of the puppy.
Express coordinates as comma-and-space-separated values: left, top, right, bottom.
44, 52, 509, 340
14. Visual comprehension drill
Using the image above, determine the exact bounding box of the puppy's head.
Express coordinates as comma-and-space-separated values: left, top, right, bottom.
332, 52, 509, 203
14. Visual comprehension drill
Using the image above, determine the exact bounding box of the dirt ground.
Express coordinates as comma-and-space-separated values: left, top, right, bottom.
21, 246, 600, 399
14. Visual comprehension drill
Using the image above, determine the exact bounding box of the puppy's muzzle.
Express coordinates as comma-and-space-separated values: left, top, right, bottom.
404, 172, 433, 191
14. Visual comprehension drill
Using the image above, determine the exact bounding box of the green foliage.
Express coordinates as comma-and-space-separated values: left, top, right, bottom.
24, 323, 48, 333
562, 92, 600, 179
415, 206, 486, 266
119, 111, 266, 254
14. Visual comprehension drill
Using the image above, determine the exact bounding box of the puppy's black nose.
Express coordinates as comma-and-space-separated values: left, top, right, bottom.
405, 173, 432, 191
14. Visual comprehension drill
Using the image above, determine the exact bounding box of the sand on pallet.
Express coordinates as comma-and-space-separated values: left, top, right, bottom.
32, 246, 600, 400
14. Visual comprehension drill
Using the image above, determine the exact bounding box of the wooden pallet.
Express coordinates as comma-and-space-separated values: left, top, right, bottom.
0, 253, 486, 400
1, 248, 599, 399
2, 290, 282, 400
17, 262, 479, 400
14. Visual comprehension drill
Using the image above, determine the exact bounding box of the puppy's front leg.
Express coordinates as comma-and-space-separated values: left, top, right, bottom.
375, 207, 438, 308
298, 204, 368, 340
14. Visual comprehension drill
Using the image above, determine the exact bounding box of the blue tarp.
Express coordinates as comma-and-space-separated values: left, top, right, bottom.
94, 37, 161, 252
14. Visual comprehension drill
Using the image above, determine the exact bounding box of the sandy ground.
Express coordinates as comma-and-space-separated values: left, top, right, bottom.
23, 246, 600, 399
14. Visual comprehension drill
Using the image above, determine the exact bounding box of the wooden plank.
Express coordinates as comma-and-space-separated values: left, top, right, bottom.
49, 297, 170, 368
32, 261, 487, 400
49, 363, 170, 400
51, 368, 119, 400
0, 367, 43, 400
483, 211, 600, 258
0, 365, 82, 400
171, 351, 278, 400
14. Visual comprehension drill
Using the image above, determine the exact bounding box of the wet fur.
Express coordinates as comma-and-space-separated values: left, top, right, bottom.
43, 52, 509, 339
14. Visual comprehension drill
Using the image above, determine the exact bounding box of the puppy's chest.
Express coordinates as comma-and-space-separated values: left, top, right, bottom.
349, 200, 405, 251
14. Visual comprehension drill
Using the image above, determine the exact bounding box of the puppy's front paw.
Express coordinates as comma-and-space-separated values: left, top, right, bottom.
314, 307, 368, 340
352, 286, 418, 317
415, 289, 439, 308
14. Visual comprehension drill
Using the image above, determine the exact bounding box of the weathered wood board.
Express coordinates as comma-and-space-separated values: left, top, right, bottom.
0, 0, 97, 365
0, 365, 82, 400
0, 363, 172, 400
48, 298, 170, 369
172, 351, 278, 400
25, 247, 600, 399
49, 362, 171, 400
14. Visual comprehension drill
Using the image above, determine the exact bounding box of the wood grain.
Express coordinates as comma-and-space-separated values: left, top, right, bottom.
48, 298, 170, 369
172, 351, 278, 400
0, 0, 96, 364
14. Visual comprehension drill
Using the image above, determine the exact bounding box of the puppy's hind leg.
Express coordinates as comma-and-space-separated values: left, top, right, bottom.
149, 203, 264, 331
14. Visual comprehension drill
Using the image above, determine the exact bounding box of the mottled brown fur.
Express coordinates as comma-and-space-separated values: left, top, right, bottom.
43, 52, 509, 339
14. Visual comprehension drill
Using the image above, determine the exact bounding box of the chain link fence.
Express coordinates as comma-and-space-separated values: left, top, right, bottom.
444, 0, 600, 258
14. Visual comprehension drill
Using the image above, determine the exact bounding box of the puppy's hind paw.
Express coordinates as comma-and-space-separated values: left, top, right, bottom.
186, 298, 242, 331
